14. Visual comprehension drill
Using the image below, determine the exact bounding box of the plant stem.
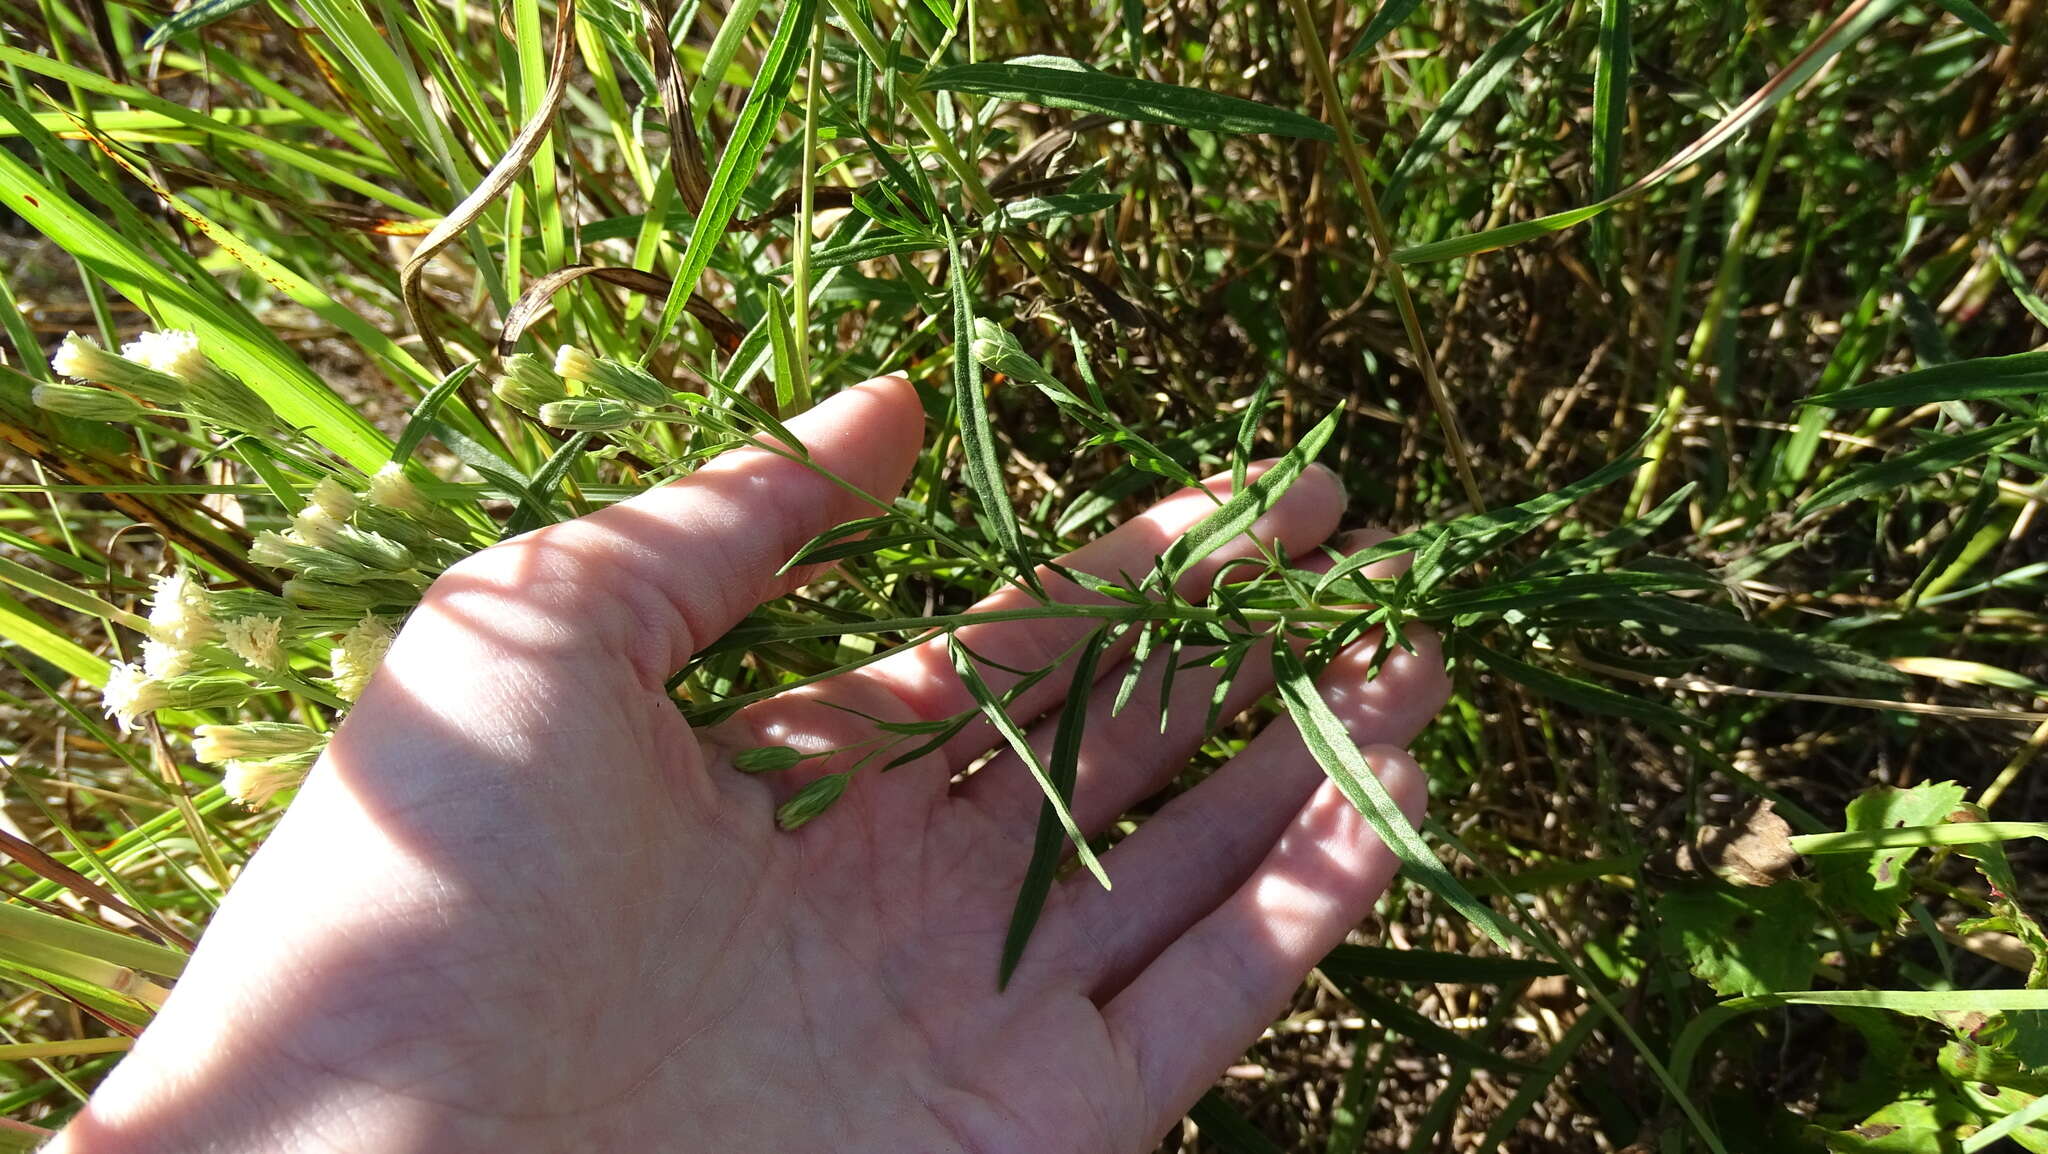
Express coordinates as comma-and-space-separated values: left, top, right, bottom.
1283, 0, 1485, 512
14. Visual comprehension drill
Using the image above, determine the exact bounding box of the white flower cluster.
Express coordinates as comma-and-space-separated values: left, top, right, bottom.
45, 330, 278, 433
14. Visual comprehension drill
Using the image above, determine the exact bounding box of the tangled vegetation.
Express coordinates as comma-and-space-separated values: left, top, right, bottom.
0, 0, 2044, 1149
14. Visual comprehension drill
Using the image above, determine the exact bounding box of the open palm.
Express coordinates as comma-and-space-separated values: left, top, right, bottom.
58, 377, 1448, 1154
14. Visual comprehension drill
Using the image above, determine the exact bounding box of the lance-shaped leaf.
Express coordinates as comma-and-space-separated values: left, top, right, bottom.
1160, 408, 1339, 584
1806, 350, 2048, 408
923, 56, 1334, 141
1800, 421, 2032, 516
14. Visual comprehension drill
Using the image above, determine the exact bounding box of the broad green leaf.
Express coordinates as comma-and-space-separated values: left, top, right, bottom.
1800, 421, 2032, 516
1384, 1, 1561, 210
923, 56, 1335, 140
1272, 644, 1517, 950
1807, 350, 2048, 408
999, 627, 1110, 987
949, 638, 1108, 891
1657, 882, 1822, 996
1464, 640, 1690, 726
1815, 781, 1969, 923
1161, 409, 1338, 583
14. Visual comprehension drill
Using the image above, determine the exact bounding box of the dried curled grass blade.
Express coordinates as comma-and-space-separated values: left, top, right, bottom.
401, 0, 578, 372
498, 263, 745, 355
644, 0, 709, 212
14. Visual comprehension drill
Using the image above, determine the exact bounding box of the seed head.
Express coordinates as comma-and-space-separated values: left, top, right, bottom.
734, 746, 807, 773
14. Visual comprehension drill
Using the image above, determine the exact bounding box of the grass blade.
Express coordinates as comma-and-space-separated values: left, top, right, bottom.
1807, 349, 2048, 407
1397, 0, 1910, 264
1383, 1, 1561, 211
1272, 644, 1516, 950
1799, 421, 2032, 516
923, 56, 1334, 140
1344, 0, 1423, 61
1464, 639, 1690, 726
1589, 0, 1632, 272
998, 626, 1110, 987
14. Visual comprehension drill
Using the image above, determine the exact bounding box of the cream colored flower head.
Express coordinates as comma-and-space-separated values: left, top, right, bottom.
120, 330, 205, 381
331, 614, 396, 701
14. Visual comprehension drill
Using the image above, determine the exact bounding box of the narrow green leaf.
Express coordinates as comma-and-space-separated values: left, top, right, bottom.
1318, 942, 1564, 985
1799, 420, 2032, 516
1161, 408, 1338, 583
948, 636, 1109, 890
1789, 822, 2048, 855
1187, 1091, 1286, 1154
1807, 350, 2048, 408
778, 233, 942, 272
1589, 0, 1632, 271
1271, 644, 1517, 950
1464, 639, 1691, 726
923, 56, 1335, 140
651, 0, 820, 346
1002, 192, 1123, 223
999, 627, 1110, 987
1396, 0, 1911, 264
1344, 0, 1425, 61
1384, 1, 1561, 210
946, 219, 1034, 580
390, 363, 479, 468
1991, 242, 2048, 327
143, 0, 263, 48
1933, 0, 2010, 43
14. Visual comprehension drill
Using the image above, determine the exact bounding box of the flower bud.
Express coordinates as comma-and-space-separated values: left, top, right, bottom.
733, 746, 806, 773
969, 319, 1067, 396
192, 722, 325, 764
222, 753, 317, 807
539, 397, 637, 432
308, 477, 360, 520
492, 354, 568, 413
50, 333, 186, 405
31, 382, 147, 422
220, 615, 287, 671
555, 346, 670, 406
364, 464, 471, 542
123, 331, 277, 431
101, 664, 254, 732
282, 575, 422, 612
292, 506, 415, 573
330, 614, 395, 701
774, 772, 850, 830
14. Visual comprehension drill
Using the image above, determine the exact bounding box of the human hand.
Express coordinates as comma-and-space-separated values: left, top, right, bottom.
53, 376, 1449, 1153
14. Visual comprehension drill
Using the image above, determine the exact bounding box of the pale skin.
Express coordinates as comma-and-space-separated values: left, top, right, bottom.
52, 377, 1449, 1153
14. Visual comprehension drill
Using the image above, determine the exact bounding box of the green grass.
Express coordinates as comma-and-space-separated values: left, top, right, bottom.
1, 0, 2046, 1149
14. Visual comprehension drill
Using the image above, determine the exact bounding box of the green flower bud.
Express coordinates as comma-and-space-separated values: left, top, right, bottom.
50, 333, 186, 405
555, 345, 671, 406
31, 382, 147, 422
734, 746, 806, 773
968, 319, 1067, 395
101, 664, 254, 733
308, 477, 360, 520
492, 354, 568, 413
282, 575, 423, 613
775, 772, 851, 831
539, 397, 637, 432
292, 506, 416, 573
192, 722, 325, 764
